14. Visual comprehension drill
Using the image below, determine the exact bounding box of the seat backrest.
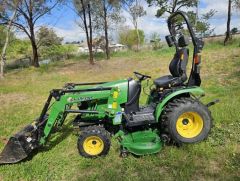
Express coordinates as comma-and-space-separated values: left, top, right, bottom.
169, 48, 189, 78
125, 79, 141, 113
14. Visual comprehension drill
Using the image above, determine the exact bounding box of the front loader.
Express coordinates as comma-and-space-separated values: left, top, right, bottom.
0, 11, 218, 164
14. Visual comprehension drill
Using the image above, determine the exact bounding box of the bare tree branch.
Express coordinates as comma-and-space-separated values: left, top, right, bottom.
1, 0, 20, 78
33, 1, 60, 25
1, 0, 62, 67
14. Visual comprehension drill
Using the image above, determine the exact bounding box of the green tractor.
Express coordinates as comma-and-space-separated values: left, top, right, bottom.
0, 11, 218, 164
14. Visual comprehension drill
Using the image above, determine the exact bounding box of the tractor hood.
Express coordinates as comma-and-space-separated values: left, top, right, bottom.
99, 79, 129, 104
72, 79, 129, 105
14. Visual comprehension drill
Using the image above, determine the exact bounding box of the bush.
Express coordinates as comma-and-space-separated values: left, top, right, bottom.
6, 57, 31, 70
150, 32, 163, 50
39, 44, 77, 61
7, 39, 32, 60
119, 29, 145, 49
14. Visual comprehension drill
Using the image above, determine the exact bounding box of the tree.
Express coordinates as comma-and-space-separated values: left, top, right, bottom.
198, 10, 216, 36
119, 29, 145, 50
74, 0, 94, 65
147, 0, 197, 17
0, 26, 14, 51
234, 0, 240, 9
0, 0, 63, 67
150, 32, 162, 50
187, 9, 216, 37
92, 0, 122, 60
224, 0, 240, 45
231, 27, 238, 34
0, 0, 19, 78
147, 0, 215, 37
0, 26, 6, 49
36, 26, 64, 60
101, 0, 110, 59
224, 0, 232, 46
36, 26, 63, 47
121, 0, 146, 51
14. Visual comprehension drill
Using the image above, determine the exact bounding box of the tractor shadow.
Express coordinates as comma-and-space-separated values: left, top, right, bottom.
41, 121, 74, 152
23, 121, 75, 162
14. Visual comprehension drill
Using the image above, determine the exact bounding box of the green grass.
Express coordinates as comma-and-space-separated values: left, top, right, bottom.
0, 40, 240, 181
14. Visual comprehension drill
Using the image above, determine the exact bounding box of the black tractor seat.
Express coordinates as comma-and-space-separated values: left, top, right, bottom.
154, 75, 180, 88
154, 35, 189, 89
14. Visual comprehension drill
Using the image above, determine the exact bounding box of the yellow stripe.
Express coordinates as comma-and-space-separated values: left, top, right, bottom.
113, 91, 119, 99
180, 53, 184, 60
112, 102, 118, 109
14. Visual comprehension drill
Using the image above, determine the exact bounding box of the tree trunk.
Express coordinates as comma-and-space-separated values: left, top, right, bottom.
31, 40, 40, 67
80, 1, 94, 65
224, 0, 232, 46
136, 23, 140, 52
103, 1, 110, 60
0, 33, 9, 79
0, 4, 18, 78
29, 23, 39, 67
172, 0, 177, 13
195, 0, 199, 27
0, 51, 6, 79
88, 4, 94, 65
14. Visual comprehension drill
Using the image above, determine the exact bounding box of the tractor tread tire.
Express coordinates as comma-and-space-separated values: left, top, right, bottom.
161, 97, 213, 144
77, 125, 111, 158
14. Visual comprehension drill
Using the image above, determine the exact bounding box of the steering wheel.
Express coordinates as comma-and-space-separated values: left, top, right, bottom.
134, 72, 151, 81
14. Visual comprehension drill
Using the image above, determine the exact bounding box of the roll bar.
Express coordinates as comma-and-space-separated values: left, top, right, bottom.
167, 11, 204, 87
167, 11, 204, 53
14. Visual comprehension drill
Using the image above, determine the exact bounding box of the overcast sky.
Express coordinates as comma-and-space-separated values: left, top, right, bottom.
27, 0, 240, 43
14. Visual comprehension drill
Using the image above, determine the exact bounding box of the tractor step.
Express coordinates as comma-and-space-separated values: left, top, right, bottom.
124, 110, 156, 127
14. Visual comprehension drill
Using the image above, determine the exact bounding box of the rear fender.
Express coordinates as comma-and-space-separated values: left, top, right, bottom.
155, 87, 205, 122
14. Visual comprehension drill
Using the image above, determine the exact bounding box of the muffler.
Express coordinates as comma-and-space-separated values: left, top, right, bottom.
0, 124, 39, 164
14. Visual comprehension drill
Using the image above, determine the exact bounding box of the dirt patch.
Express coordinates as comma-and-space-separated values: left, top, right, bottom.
0, 137, 8, 145
0, 175, 4, 181
208, 160, 222, 173
0, 93, 29, 108
56, 57, 170, 82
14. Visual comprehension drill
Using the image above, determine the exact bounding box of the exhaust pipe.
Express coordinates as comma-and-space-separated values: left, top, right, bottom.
0, 124, 39, 164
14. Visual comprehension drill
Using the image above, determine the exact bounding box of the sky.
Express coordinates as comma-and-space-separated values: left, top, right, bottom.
30, 0, 240, 43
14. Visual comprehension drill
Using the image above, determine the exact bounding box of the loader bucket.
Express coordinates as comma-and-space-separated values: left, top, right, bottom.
0, 124, 39, 164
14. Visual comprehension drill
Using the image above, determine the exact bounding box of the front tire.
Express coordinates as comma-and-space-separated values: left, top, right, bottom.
77, 126, 111, 158
161, 97, 212, 144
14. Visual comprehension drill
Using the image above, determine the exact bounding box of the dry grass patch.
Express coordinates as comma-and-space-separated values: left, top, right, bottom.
0, 93, 29, 108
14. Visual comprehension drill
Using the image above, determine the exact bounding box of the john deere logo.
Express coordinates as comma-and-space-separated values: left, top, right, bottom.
68, 97, 93, 103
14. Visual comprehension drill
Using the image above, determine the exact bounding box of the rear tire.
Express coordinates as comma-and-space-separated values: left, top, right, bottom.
77, 126, 111, 158
161, 97, 212, 144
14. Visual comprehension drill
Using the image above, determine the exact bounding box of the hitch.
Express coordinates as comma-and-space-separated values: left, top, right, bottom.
206, 99, 220, 107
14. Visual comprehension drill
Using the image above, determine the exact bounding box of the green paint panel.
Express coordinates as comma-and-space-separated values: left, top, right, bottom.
100, 79, 129, 104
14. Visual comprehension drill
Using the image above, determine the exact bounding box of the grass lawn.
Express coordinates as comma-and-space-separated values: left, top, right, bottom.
0, 41, 240, 181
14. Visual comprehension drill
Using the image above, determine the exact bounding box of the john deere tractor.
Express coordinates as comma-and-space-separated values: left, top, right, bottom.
0, 11, 218, 164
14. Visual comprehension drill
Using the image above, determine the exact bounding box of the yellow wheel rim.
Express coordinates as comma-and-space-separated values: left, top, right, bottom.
83, 136, 104, 156
176, 112, 204, 138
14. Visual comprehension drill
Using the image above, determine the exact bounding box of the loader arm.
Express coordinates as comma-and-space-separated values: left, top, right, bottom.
0, 86, 121, 164
38, 87, 121, 144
